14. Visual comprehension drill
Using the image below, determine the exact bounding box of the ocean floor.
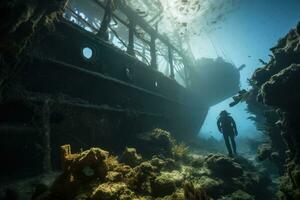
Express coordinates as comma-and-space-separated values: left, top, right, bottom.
0, 129, 277, 200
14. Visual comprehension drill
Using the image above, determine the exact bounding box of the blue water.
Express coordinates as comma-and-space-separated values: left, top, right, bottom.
198, 0, 300, 140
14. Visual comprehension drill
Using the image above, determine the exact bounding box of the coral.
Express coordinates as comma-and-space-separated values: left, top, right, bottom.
158, 189, 185, 200
151, 173, 177, 197
205, 154, 243, 178
125, 161, 157, 193
106, 171, 123, 182
248, 22, 300, 200
260, 64, 300, 110
193, 176, 223, 197
49, 145, 110, 199
159, 171, 185, 187
150, 128, 175, 148
60, 144, 109, 179
148, 129, 190, 161
219, 190, 254, 200
120, 147, 142, 167
90, 182, 129, 200
150, 156, 178, 171
46, 138, 275, 200
257, 143, 272, 161
171, 142, 189, 160
184, 182, 210, 200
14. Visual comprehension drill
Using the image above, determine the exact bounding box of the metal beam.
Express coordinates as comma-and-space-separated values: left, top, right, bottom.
168, 46, 174, 79
127, 19, 135, 56
97, 0, 113, 40
150, 35, 157, 69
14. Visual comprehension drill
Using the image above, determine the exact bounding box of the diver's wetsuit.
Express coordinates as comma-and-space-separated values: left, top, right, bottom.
217, 115, 237, 156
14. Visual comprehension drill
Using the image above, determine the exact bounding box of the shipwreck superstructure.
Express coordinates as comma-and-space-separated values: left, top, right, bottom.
0, 0, 239, 180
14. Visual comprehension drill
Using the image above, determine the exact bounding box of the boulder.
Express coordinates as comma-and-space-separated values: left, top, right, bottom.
151, 173, 176, 197
257, 143, 272, 161
120, 147, 142, 167
205, 154, 243, 178
91, 182, 128, 200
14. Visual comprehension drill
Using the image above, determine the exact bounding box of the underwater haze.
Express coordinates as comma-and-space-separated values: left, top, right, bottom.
199, 0, 300, 140
2, 0, 300, 199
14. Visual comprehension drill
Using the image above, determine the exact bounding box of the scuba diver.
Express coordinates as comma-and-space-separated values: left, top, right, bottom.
217, 110, 238, 157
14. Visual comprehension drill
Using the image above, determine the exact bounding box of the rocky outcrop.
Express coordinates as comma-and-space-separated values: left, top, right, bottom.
205, 154, 243, 178
34, 139, 274, 200
184, 182, 209, 200
249, 22, 300, 199
257, 143, 272, 161
151, 173, 177, 197
119, 147, 142, 167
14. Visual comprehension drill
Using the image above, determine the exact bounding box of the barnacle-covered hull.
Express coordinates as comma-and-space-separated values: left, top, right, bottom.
0, 0, 239, 182
1, 19, 209, 179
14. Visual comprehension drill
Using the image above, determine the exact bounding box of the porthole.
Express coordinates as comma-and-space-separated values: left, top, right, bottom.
82, 47, 93, 59
155, 81, 159, 88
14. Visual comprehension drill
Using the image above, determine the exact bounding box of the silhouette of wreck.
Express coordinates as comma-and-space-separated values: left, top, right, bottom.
0, 0, 240, 180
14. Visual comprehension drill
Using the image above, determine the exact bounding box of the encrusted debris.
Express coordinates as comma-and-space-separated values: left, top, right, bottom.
39, 130, 275, 200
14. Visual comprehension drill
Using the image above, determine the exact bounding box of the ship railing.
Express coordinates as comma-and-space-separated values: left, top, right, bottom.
63, 0, 190, 87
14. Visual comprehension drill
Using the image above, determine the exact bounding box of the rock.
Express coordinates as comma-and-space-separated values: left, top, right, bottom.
171, 142, 189, 160
125, 161, 157, 193
157, 171, 184, 187
120, 147, 142, 167
194, 176, 223, 198
61, 144, 109, 179
150, 156, 166, 168
219, 190, 254, 200
161, 189, 185, 200
49, 145, 110, 199
260, 64, 300, 110
47, 145, 275, 200
150, 129, 174, 148
290, 164, 300, 188
31, 183, 49, 200
205, 154, 243, 178
249, 22, 300, 200
151, 173, 176, 197
106, 171, 123, 182
149, 129, 175, 156
184, 182, 209, 200
74, 193, 90, 200
257, 143, 272, 161
187, 154, 206, 168
90, 182, 128, 200
181, 165, 210, 180
150, 156, 178, 171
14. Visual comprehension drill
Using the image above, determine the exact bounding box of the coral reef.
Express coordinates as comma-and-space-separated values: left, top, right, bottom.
247, 22, 300, 199
184, 182, 209, 200
1, 129, 275, 200
205, 154, 243, 178
136, 128, 190, 160
257, 143, 272, 161
39, 129, 274, 200
120, 147, 143, 167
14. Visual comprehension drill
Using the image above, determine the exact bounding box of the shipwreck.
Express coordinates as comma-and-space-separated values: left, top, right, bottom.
0, 0, 240, 180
